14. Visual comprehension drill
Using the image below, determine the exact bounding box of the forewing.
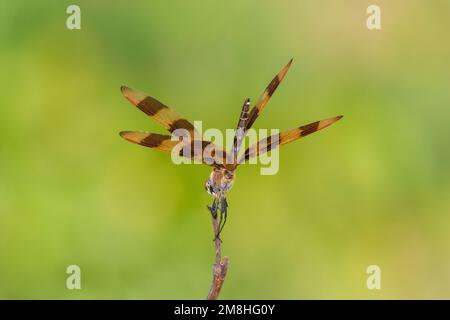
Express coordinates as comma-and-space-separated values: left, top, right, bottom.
238, 115, 343, 164
120, 131, 228, 168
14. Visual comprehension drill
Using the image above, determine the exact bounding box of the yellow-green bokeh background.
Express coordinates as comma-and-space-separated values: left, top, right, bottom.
1, 1, 449, 299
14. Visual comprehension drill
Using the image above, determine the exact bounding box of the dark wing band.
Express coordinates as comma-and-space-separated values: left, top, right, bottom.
245, 59, 293, 131
120, 131, 228, 168
238, 115, 343, 164
121, 86, 198, 137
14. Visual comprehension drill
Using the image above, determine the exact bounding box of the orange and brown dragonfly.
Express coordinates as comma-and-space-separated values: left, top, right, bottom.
120, 59, 342, 239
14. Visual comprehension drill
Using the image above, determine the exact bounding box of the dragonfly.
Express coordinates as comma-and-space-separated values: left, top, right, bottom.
119, 59, 343, 240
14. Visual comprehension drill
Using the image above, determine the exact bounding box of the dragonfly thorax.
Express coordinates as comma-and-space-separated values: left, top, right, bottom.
205, 168, 235, 197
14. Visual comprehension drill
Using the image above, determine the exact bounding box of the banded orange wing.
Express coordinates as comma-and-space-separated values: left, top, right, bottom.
119, 131, 228, 168
119, 131, 178, 152
121, 86, 198, 137
237, 115, 343, 164
231, 98, 251, 162
245, 59, 293, 131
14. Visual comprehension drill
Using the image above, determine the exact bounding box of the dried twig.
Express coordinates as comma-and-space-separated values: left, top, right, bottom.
206, 209, 228, 300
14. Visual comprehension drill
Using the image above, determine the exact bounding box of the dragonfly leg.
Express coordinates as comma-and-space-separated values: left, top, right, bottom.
207, 197, 219, 219
215, 205, 223, 242
216, 197, 228, 239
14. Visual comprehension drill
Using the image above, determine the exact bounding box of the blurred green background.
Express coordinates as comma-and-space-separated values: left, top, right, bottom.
1, 0, 449, 299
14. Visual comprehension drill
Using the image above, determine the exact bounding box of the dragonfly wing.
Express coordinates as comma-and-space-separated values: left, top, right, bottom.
238, 115, 343, 163
245, 59, 293, 131
121, 86, 198, 137
120, 131, 228, 168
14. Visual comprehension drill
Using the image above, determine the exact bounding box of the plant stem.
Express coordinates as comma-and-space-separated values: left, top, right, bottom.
207, 209, 228, 300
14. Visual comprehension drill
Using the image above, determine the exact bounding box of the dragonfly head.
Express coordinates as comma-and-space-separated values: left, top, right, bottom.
205, 168, 235, 196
